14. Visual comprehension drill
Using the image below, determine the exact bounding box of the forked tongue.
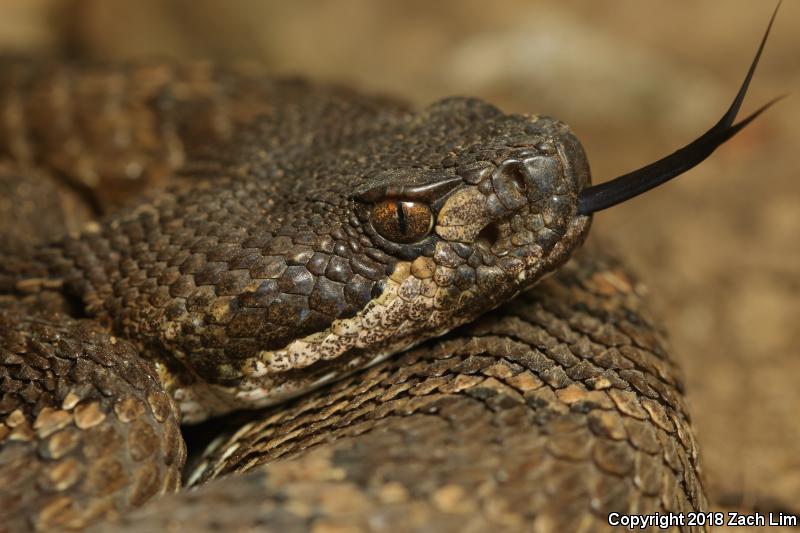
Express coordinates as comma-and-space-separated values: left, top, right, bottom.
577, 2, 784, 215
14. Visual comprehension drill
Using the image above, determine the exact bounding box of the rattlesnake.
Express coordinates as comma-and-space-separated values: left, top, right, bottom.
0, 6, 779, 532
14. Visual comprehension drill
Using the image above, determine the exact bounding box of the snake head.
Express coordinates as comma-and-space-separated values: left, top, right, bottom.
237, 101, 596, 400
348, 106, 592, 326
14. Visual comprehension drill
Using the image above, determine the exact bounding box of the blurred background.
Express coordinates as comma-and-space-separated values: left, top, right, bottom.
2, 0, 798, 527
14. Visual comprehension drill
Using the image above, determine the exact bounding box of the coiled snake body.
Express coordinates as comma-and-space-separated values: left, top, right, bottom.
0, 9, 779, 532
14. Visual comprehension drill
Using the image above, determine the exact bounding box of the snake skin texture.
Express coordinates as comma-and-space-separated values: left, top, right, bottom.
0, 295, 185, 532
0, 60, 408, 211
0, 60, 706, 532
94, 248, 706, 532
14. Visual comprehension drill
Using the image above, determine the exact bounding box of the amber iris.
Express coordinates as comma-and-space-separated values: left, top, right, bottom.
370, 200, 434, 243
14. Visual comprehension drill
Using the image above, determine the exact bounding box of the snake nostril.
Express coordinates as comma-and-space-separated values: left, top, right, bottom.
508, 164, 528, 192
492, 160, 530, 211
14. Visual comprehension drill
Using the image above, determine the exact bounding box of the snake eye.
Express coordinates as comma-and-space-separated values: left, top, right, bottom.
370, 200, 434, 244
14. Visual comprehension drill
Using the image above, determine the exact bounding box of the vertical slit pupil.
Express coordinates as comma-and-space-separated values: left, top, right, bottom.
395, 201, 407, 235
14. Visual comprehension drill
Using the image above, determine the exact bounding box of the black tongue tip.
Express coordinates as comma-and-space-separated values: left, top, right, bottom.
577, 1, 783, 216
